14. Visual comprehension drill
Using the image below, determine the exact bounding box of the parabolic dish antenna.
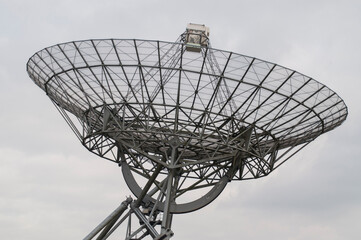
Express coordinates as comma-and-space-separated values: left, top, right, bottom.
27, 23, 347, 239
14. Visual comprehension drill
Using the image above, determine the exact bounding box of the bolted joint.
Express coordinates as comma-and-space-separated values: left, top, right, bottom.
155, 228, 174, 240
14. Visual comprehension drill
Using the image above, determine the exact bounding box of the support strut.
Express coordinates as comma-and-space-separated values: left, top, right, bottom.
84, 197, 132, 240
84, 162, 174, 240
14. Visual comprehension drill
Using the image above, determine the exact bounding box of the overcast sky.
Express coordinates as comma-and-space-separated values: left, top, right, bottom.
1, 0, 360, 239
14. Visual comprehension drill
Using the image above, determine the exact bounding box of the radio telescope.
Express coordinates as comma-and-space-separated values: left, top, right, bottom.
27, 23, 347, 239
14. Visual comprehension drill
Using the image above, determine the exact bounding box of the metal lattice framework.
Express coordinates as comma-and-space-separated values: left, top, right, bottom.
27, 26, 347, 239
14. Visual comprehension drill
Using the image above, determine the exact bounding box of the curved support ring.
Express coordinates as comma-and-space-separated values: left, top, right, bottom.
121, 162, 230, 214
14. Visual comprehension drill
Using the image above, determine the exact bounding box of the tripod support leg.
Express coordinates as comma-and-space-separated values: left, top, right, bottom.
83, 197, 132, 240
83, 161, 174, 240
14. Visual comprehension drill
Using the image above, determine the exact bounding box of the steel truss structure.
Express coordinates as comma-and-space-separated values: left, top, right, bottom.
27, 25, 347, 239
